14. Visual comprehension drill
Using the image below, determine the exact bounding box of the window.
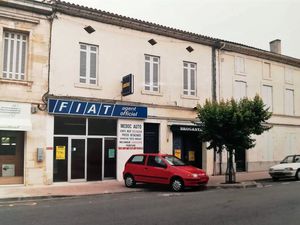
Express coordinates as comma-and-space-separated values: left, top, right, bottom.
263, 62, 271, 79
285, 68, 293, 84
147, 156, 166, 168
144, 55, 160, 92
0, 136, 16, 155
129, 155, 145, 165
261, 85, 273, 111
183, 62, 197, 96
2, 31, 27, 80
285, 89, 294, 115
80, 43, 98, 85
235, 56, 245, 74
234, 80, 247, 100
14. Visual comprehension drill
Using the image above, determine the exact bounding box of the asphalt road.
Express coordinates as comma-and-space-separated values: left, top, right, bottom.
0, 180, 300, 225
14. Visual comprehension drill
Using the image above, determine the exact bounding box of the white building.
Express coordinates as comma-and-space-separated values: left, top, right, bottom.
1, 0, 300, 186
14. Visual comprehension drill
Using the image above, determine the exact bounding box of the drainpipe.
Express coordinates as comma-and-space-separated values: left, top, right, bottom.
38, 6, 56, 111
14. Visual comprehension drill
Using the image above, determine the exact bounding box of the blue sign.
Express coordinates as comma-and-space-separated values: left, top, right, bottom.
48, 99, 147, 119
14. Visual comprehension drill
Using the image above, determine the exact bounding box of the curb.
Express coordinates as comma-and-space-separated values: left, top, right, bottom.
0, 182, 262, 203
207, 181, 259, 189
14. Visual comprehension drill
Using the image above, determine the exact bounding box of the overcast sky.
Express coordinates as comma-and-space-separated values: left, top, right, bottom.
62, 0, 300, 59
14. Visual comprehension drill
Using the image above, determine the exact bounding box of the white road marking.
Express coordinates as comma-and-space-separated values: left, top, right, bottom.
281, 182, 290, 185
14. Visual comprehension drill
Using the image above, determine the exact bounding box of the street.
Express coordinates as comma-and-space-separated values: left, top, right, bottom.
0, 180, 299, 225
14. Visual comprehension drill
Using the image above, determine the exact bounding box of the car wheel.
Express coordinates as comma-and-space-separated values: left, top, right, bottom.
124, 175, 136, 188
170, 178, 184, 192
295, 170, 300, 181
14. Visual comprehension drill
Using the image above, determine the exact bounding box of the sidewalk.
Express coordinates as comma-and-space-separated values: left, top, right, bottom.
0, 171, 270, 201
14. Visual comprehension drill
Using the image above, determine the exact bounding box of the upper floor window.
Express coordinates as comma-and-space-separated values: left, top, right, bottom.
2, 31, 27, 80
285, 68, 293, 84
183, 62, 197, 96
234, 80, 247, 100
285, 89, 294, 115
145, 55, 160, 92
235, 56, 245, 74
261, 85, 273, 112
80, 43, 98, 85
263, 62, 271, 79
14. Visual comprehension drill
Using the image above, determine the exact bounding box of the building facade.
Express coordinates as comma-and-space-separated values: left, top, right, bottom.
1, 0, 300, 186
216, 41, 300, 173
0, 0, 52, 185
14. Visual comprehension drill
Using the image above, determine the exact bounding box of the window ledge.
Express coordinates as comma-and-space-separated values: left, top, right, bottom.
235, 72, 247, 76
74, 83, 102, 90
141, 90, 163, 96
0, 78, 33, 86
181, 95, 200, 100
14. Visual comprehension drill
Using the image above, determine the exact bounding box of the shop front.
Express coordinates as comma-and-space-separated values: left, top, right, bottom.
48, 98, 147, 182
0, 101, 32, 185
171, 125, 203, 168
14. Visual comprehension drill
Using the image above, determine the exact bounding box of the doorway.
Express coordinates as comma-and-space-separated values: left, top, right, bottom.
54, 136, 117, 182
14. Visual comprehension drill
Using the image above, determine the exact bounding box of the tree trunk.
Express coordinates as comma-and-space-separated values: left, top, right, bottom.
225, 150, 236, 183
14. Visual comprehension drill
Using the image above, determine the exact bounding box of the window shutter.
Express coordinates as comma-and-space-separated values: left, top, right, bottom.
262, 85, 273, 111
285, 89, 294, 115
153, 62, 158, 90
183, 68, 188, 91
80, 51, 87, 83
3, 39, 9, 78
190, 69, 195, 92
90, 52, 96, 78
145, 61, 150, 90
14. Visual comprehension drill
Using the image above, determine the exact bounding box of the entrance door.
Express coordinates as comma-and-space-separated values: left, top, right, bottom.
104, 138, 117, 179
70, 138, 86, 181
87, 138, 102, 181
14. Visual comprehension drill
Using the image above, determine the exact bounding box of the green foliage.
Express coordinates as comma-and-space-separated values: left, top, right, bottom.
196, 95, 272, 153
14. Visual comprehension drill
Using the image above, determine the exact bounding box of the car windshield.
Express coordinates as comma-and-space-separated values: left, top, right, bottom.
163, 155, 186, 166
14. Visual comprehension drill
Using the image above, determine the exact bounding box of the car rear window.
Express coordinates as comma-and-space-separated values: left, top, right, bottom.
129, 155, 145, 165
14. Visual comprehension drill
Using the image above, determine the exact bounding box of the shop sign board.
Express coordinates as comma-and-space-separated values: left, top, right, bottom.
121, 74, 134, 96
117, 120, 143, 150
48, 99, 147, 119
0, 101, 32, 131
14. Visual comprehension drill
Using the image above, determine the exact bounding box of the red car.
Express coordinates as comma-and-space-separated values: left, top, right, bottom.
123, 153, 209, 191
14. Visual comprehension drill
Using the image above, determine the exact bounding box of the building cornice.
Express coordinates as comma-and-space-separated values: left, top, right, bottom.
0, 0, 53, 16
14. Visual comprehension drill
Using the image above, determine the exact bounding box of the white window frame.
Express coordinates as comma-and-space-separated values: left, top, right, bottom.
261, 85, 273, 112
2, 31, 28, 80
144, 55, 160, 92
183, 61, 197, 96
285, 89, 294, 116
235, 56, 246, 75
79, 43, 98, 85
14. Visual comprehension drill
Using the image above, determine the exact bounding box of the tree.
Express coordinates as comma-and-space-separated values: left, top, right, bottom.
196, 95, 272, 183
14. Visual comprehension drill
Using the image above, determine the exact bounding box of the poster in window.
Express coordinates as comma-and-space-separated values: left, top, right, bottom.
174, 149, 181, 159
56, 146, 66, 160
188, 151, 195, 161
108, 149, 115, 158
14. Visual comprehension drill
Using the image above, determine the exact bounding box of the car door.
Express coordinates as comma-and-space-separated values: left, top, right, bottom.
144, 156, 171, 184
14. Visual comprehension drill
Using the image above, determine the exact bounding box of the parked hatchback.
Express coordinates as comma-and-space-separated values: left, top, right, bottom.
123, 154, 209, 191
269, 155, 300, 181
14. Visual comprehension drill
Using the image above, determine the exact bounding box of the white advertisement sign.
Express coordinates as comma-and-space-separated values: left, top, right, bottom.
117, 119, 144, 181
0, 101, 32, 131
117, 119, 143, 150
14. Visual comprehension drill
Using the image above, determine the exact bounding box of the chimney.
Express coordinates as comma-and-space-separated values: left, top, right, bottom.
269, 39, 281, 54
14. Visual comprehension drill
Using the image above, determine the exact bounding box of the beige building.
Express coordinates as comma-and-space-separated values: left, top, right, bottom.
1, 0, 300, 186
216, 41, 300, 173
0, 0, 52, 185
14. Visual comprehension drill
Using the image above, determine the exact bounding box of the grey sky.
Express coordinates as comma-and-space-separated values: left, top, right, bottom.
62, 0, 300, 59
